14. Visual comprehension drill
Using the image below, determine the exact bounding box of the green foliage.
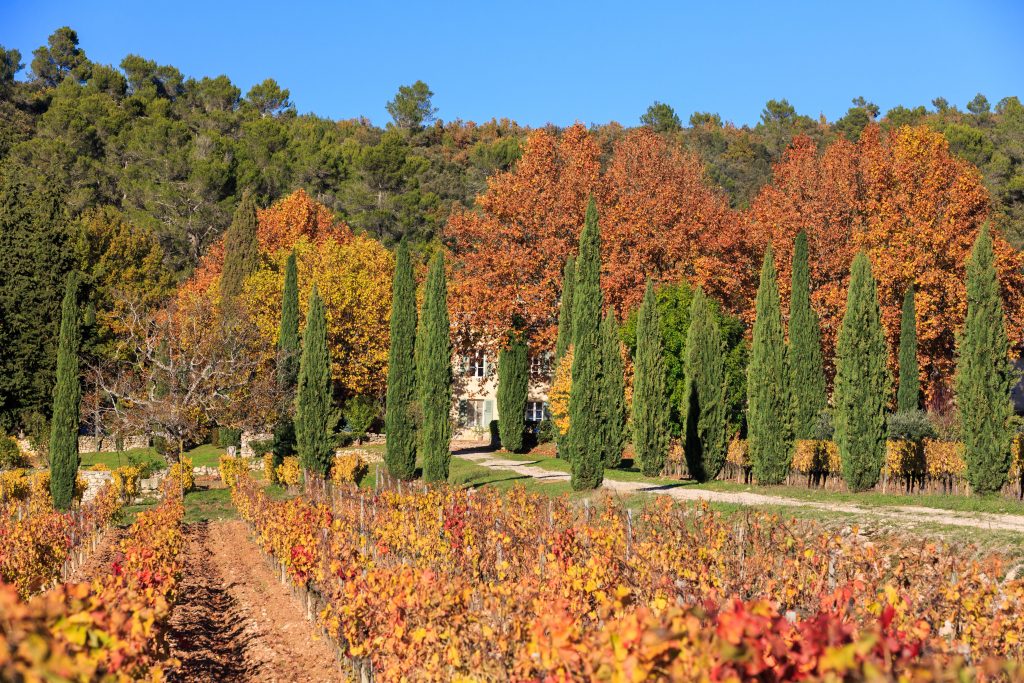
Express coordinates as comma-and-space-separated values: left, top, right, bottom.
887, 410, 936, 442
0, 435, 26, 469
554, 256, 576, 363
683, 288, 728, 482
220, 193, 259, 303
632, 281, 669, 477
621, 281, 747, 438
567, 198, 604, 490
343, 396, 379, 444
789, 231, 827, 440
385, 241, 417, 480
956, 226, 1015, 494
386, 81, 438, 130
294, 286, 334, 477
641, 101, 682, 133
415, 251, 452, 481
897, 286, 920, 413
833, 251, 890, 492
217, 427, 242, 448
599, 314, 627, 468
274, 250, 301, 467
49, 273, 81, 510
747, 246, 792, 485
497, 336, 528, 454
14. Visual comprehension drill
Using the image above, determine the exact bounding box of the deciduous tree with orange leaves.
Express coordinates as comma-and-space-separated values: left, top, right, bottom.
746, 124, 1024, 402
446, 125, 739, 349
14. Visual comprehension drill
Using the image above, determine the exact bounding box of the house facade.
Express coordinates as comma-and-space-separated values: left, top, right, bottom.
452, 349, 552, 442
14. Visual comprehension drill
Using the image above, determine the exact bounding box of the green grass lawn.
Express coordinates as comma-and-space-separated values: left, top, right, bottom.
183, 443, 227, 467
183, 485, 236, 523
80, 447, 164, 472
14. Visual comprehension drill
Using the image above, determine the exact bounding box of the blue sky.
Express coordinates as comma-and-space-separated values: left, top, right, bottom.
5, 0, 1023, 128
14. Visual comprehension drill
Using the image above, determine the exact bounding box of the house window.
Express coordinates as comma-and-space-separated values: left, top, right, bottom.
460, 399, 485, 428
466, 350, 486, 378
530, 353, 550, 378
525, 401, 548, 422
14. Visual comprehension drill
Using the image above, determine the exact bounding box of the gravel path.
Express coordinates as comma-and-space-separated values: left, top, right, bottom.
456, 451, 1024, 534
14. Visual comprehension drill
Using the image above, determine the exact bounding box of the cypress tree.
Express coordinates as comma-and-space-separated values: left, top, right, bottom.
415, 251, 452, 481
683, 288, 728, 482
554, 256, 576, 362
385, 241, 418, 480
957, 226, 1014, 494
49, 273, 81, 510
273, 251, 301, 465
834, 251, 890, 492
600, 314, 627, 468
896, 285, 920, 413
294, 286, 334, 477
567, 197, 604, 490
496, 335, 528, 453
747, 246, 792, 484
789, 231, 827, 439
220, 193, 260, 303
632, 280, 669, 477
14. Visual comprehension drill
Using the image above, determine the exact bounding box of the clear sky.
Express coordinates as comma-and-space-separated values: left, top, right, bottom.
5, 0, 1023, 128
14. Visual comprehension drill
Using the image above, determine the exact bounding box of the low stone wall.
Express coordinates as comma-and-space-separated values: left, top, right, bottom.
77, 435, 150, 453
79, 469, 113, 503
241, 431, 273, 457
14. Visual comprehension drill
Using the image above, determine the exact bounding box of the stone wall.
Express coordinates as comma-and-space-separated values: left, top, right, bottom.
77, 435, 150, 453
241, 431, 274, 457
79, 469, 113, 503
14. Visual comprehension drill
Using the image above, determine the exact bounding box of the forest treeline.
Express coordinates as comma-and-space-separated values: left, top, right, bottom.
0, 26, 1022, 433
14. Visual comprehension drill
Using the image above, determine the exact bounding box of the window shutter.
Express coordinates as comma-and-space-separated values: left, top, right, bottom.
484, 399, 494, 425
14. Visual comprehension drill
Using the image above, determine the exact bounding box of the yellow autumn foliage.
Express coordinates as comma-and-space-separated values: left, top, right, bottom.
549, 348, 573, 437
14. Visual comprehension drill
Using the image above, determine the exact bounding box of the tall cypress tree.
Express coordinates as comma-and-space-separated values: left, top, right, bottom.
600, 314, 627, 468
896, 285, 920, 413
957, 226, 1014, 494
554, 256, 576, 362
789, 231, 827, 439
49, 273, 81, 510
220, 193, 260, 303
747, 246, 792, 485
415, 251, 452, 481
834, 251, 890, 492
683, 288, 728, 482
273, 251, 301, 465
294, 286, 334, 477
567, 197, 604, 490
385, 241, 418, 480
632, 280, 669, 477
497, 334, 528, 453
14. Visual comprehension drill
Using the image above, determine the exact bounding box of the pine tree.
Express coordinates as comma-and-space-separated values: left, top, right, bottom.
294, 286, 334, 477
600, 313, 627, 468
220, 193, 260, 303
957, 226, 1014, 494
554, 256, 576, 362
385, 241, 418, 480
49, 273, 81, 510
632, 280, 669, 477
896, 285, 920, 413
567, 197, 604, 490
834, 251, 890, 492
747, 246, 792, 484
497, 335, 528, 453
683, 288, 728, 482
273, 251, 300, 466
416, 251, 452, 481
789, 231, 827, 439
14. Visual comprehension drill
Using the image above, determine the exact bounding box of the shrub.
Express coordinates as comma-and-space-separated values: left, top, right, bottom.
248, 439, 275, 457
344, 396, 379, 444
726, 438, 749, 468
112, 465, 142, 504
218, 427, 242, 449
89, 462, 110, 471
923, 440, 966, 479
331, 452, 369, 486
537, 419, 555, 445
887, 410, 936, 442
885, 440, 926, 481
0, 436, 27, 470
276, 457, 301, 487
169, 456, 195, 492
0, 470, 30, 501
790, 440, 840, 475
152, 435, 170, 456
812, 409, 834, 441
219, 455, 247, 488
264, 453, 279, 484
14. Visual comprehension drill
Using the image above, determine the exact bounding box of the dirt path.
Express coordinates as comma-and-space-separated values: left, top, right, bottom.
456, 451, 1024, 535
66, 527, 125, 584
167, 520, 342, 682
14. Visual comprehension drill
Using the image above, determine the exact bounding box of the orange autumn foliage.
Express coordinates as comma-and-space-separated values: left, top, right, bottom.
746, 124, 1024, 400
446, 125, 737, 349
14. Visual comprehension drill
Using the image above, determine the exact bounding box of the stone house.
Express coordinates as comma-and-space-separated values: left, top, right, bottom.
452, 348, 552, 442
